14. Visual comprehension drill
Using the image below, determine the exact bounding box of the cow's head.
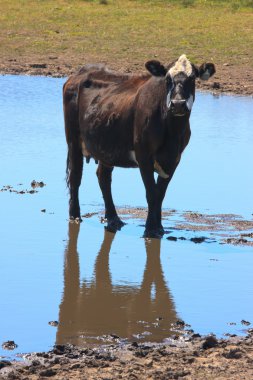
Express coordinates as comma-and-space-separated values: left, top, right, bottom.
145, 54, 215, 117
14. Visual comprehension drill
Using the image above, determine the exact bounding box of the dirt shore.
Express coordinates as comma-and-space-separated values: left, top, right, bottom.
1, 59, 253, 97
1, 331, 253, 380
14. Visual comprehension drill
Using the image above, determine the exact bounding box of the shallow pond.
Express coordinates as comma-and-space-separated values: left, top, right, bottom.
0, 75, 252, 359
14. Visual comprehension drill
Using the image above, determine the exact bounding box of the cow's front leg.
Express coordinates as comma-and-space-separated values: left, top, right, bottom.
138, 159, 161, 238
96, 162, 125, 231
156, 176, 170, 234
156, 160, 180, 233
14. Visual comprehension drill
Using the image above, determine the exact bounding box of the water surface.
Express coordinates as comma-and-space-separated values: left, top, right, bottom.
0, 75, 252, 358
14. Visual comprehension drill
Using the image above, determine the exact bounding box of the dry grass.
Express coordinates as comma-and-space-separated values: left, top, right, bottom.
0, 0, 252, 71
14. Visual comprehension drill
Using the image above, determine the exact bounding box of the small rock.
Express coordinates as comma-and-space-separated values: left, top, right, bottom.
191, 333, 201, 339
241, 320, 251, 326
2, 340, 18, 350
70, 363, 81, 369
48, 321, 59, 327
212, 82, 221, 89
202, 335, 218, 349
175, 319, 185, 327
184, 356, 195, 364
30, 63, 47, 69
223, 348, 243, 359
110, 333, 120, 340
39, 368, 56, 377
81, 212, 98, 218
145, 359, 153, 367
167, 236, 177, 241
134, 349, 149, 358
53, 345, 66, 355
0, 360, 12, 369
190, 237, 206, 244
31, 180, 45, 188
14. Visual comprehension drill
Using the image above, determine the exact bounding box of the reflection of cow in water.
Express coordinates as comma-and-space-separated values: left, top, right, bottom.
56, 224, 177, 346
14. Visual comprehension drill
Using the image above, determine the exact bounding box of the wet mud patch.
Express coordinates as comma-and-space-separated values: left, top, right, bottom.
0, 181, 46, 195
116, 207, 253, 246
1, 341, 18, 351
1, 330, 253, 380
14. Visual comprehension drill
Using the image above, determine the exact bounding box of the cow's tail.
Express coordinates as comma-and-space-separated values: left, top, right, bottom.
63, 79, 83, 191
66, 149, 71, 189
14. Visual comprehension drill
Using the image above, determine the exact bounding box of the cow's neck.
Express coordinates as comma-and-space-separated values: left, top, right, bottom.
164, 113, 190, 136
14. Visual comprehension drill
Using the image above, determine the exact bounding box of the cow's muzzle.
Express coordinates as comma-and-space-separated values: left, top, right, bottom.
169, 99, 189, 116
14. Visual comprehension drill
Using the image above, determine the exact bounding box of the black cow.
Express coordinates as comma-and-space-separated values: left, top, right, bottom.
63, 55, 215, 237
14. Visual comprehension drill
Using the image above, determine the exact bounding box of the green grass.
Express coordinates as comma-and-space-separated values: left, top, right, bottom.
0, 0, 252, 70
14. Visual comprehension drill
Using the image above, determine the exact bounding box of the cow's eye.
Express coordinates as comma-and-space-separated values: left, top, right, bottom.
166, 75, 174, 91
189, 76, 195, 85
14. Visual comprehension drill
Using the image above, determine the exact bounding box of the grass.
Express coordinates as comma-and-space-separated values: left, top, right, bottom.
0, 0, 252, 70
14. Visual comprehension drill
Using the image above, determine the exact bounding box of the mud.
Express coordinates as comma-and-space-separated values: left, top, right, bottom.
1, 61, 253, 96
1, 331, 253, 380
0, 181, 46, 195
116, 208, 253, 247
1, 342, 18, 352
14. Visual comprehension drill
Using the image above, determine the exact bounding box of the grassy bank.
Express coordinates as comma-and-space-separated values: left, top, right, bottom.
0, 0, 252, 71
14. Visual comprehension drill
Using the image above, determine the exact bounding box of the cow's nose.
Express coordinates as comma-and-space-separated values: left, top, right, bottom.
170, 99, 187, 115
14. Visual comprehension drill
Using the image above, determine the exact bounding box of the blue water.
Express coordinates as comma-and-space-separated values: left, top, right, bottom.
0, 75, 252, 358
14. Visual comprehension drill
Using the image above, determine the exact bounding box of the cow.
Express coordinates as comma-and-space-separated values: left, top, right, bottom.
63, 54, 215, 238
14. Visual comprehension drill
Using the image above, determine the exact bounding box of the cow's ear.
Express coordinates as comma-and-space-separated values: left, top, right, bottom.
145, 60, 167, 77
198, 63, 216, 81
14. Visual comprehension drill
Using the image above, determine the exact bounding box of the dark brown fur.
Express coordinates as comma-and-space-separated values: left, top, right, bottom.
63, 59, 215, 237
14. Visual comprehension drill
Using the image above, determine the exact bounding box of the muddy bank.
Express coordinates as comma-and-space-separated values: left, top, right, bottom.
1, 60, 253, 97
113, 208, 253, 247
1, 330, 253, 380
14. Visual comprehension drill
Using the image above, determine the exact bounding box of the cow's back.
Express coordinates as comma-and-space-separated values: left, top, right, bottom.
75, 67, 151, 167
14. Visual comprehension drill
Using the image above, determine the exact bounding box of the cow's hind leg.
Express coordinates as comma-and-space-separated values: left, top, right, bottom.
66, 141, 83, 221
96, 162, 125, 231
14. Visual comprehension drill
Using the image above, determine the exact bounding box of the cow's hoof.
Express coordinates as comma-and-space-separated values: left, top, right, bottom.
106, 217, 126, 232
158, 225, 165, 235
69, 216, 82, 224
143, 228, 163, 239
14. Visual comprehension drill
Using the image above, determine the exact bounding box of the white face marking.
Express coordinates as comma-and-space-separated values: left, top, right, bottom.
129, 150, 138, 165
186, 94, 194, 111
154, 161, 170, 179
166, 91, 172, 108
169, 54, 192, 78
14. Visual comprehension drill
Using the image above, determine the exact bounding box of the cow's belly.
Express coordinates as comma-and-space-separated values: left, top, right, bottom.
81, 138, 138, 168
80, 112, 138, 167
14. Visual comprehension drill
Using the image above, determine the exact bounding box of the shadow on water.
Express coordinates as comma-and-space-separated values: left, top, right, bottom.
56, 223, 177, 346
